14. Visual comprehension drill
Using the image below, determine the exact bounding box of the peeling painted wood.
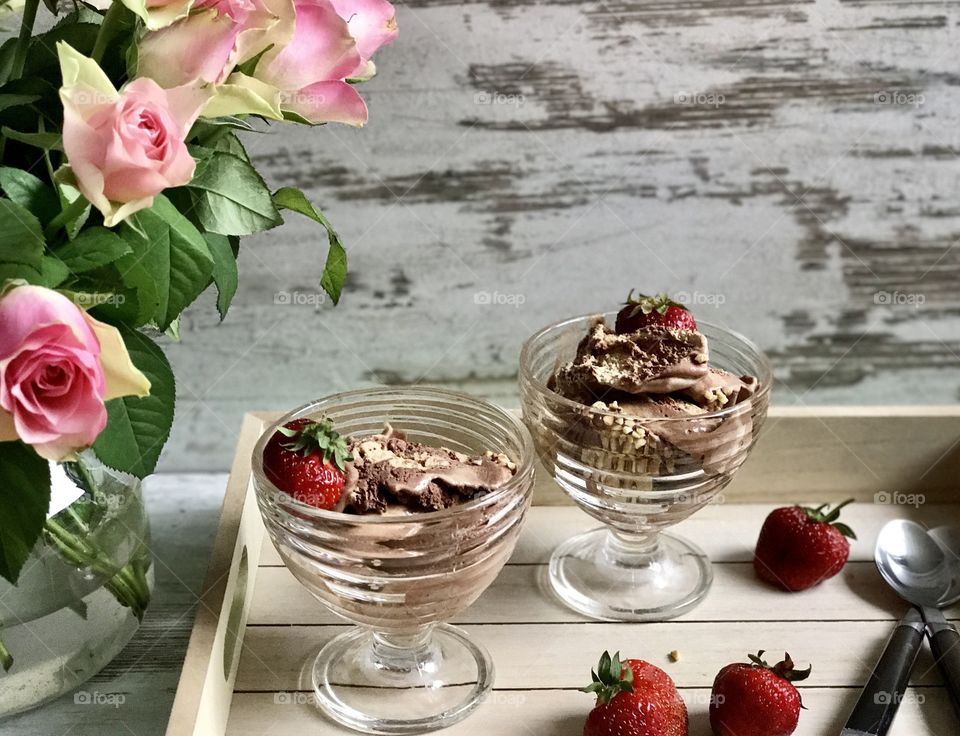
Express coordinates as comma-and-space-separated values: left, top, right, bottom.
160, 0, 960, 470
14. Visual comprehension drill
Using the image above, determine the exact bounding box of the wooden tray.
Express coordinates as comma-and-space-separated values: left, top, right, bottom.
167, 407, 960, 736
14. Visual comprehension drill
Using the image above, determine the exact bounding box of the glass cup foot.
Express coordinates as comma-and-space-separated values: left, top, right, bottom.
312, 624, 494, 734
548, 526, 713, 621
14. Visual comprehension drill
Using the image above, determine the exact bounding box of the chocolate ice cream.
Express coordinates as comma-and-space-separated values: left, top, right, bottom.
552, 319, 756, 411
340, 425, 517, 514
549, 304, 760, 474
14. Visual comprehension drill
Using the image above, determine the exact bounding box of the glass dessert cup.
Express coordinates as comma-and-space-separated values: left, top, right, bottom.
519, 314, 772, 622
252, 387, 535, 735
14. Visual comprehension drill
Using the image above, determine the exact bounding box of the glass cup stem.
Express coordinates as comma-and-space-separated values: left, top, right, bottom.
603, 528, 662, 568
369, 626, 440, 680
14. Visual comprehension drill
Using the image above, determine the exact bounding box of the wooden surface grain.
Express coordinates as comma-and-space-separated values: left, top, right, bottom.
160, 0, 960, 471
230, 504, 960, 736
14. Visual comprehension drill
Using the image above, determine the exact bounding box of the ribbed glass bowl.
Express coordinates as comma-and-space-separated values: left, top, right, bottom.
252, 387, 535, 735
520, 313, 771, 621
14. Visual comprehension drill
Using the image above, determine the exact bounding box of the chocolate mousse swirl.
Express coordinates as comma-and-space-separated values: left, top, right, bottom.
553, 320, 709, 397
552, 317, 756, 411
342, 425, 516, 514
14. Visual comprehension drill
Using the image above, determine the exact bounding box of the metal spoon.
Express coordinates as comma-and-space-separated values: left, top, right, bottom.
842, 520, 960, 735
928, 525, 960, 605
875, 520, 953, 609
877, 520, 960, 722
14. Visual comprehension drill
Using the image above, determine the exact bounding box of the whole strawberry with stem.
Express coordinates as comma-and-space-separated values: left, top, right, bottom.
582, 650, 688, 736
754, 499, 857, 591
262, 418, 353, 510
615, 291, 697, 334
710, 651, 811, 736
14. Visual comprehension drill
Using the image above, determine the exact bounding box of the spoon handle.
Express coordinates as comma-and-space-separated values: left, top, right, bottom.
924, 607, 960, 722
841, 607, 925, 735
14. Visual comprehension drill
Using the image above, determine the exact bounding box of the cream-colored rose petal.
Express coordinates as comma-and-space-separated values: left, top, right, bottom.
57, 41, 118, 101
85, 316, 152, 400
102, 196, 156, 228
203, 73, 284, 120
120, 0, 194, 30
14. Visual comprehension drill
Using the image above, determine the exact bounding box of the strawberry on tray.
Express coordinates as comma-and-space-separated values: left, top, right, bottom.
710, 651, 812, 736
581, 651, 688, 736
754, 500, 857, 592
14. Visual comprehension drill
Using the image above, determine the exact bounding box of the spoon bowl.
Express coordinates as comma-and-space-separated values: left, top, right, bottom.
929, 526, 960, 607
875, 519, 952, 608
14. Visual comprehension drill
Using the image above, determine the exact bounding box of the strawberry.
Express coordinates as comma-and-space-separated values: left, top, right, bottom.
709, 651, 811, 736
615, 291, 697, 334
262, 418, 353, 510
582, 651, 688, 736
754, 499, 857, 591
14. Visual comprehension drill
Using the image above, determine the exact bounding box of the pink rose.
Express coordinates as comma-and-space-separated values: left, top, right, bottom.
138, 0, 294, 88
58, 43, 209, 226
0, 285, 151, 461
330, 0, 397, 72
254, 0, 396, 125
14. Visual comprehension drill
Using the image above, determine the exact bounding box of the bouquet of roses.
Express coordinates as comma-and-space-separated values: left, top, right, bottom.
0, 0, 396, 617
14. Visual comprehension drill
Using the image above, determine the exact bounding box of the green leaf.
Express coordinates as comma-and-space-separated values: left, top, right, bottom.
180, 151, 281, 236
54, 183, 92, 240
0, 167, 60, 225
0, 38, 17, 86
0, 255, 68, 288
0, 442, 51, 585
0, 78, 58, 122
117, 195, 215, 329
212, 132, 250, 162
26, 22, 100, 75
37, 255, 69, 286
272, 187, 347, 304
111, 256, 160, 327
1, 127, 63, 151
205, 233, 238, 320
281, 109, 315, 126
0, 198, 44, 267
92, 328, 175, 479
67, 290, 127, 310
124, 35, 138, 79
55, 227, 132, 273
319, 235, 347, 305
0, 93, 40, 113
191, 116, 256, 136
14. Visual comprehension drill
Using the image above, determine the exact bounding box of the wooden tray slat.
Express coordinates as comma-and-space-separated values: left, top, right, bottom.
235, 620, 947, 691
226, 689, 954, 736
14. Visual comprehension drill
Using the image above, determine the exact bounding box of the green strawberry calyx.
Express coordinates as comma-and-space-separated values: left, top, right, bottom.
580, 650, 634, 705
747, 650, 812, 683
277, 419, 353, 472
800, 498, 857, 540
622, 290, 689, 319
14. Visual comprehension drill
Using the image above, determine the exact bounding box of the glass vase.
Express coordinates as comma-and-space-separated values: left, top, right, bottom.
0, 456, 153, 718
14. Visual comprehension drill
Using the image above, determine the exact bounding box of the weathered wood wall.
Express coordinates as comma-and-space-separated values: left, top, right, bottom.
163, 0, 960, 471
